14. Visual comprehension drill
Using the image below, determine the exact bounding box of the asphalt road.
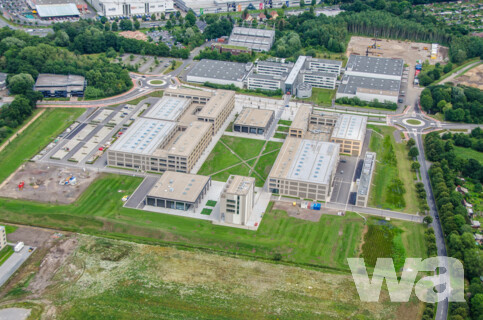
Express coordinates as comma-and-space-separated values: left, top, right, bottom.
0, 247, 35, 287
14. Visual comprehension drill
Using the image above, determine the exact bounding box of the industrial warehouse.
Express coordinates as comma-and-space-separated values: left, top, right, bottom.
187, 56, 342, 97
336, 55, 404, 103
87, 0, 174, 17
174, 0, 305, 15
107, 88, 235, 173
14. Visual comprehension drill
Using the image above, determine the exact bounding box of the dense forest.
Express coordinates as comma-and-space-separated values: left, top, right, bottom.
420, 84, 483, 123
425, 131, 483, 320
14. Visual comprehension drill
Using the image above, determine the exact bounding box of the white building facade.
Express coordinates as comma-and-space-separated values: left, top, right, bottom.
88, 0, 174, 17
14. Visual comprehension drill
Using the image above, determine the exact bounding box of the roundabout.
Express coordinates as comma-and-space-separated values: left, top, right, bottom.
147, 79, 166, 86
402, 118, 425, 127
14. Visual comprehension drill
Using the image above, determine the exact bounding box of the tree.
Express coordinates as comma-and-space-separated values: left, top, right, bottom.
411, 161, 421, 172
8, 73, 35, 95
311, 0, 316, 5
407, 138, 415, 148
300, 0, 305, 7
409, 146, 419, 158
471, 294, 483, 319
100, 16, 107, 24
186, 11, 196, 27
151, 14, 156, 21
111, 21, 118, 31
423, 216, 433, 225
171, 60, 176, 70
161, 13, 165, 20
134, 20, 140, 30
420, 94, 433, 112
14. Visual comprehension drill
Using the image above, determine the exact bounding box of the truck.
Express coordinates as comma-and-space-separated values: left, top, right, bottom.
14, 242, 24, 252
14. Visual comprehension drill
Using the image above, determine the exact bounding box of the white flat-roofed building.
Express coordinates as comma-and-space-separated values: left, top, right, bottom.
337, 75, 401, 103
143, 96, 191, 122
284, 55, 306, 95
187, 59, 250, 88
220, 175, 255, 226
268, 138, 340, 201
356, 152, 376, 207
256, 60, 293, 77
36, 3, 80, 18
305, 57, 342, 74
145, 172, 211, 211
246, 72, 285, 91
175, 0, 305, 15
345, 55, 404, 81
87, 0, 174, 17
301, 70, 337, 89
228, 27, 275, 52
0, 226, 6, 251
330, 114, 367, 156
233, 108, 274, 135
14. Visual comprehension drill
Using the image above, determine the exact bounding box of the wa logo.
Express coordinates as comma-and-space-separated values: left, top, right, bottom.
348, 257, 465, 303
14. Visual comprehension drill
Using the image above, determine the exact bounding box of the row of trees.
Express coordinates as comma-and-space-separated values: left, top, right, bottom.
425, 137, 483, 319
442, 128, 483, 153
420, 84, 483, 123
335, 96, 398, 110
195, 48, 252, 63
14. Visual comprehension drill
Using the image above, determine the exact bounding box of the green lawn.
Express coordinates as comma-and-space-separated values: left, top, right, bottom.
367, 125, 419, 214
277, 120, 292, 126
265, 141, 283, 153
454, 146, 483, 164
301, 88, 335, 106
406, 119, 422, 125
0, 174, 366, 271
0, 246, 14, 266
220, 136, 266, 160
149, 80, 164, 84
211, 163, 251, 182
274, 133, 287, 139
198, 141, 241, 176
0, 108, 85, 183
163, 61, 183, 74
276, 126, 289, 132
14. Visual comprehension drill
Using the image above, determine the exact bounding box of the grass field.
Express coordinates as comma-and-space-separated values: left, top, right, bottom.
0, 246, 13, 266
8, 235, 420, 320
277, 126, 289, 132
198, 141, 241, 176
406, 119, 422, 125
0, 108, 85, 183
301, 88, 336, 106
274, 133, 287, 139
0, 174, 368, 271
149, 80, 164, 84
163, 60, 183, 74
278, 120, 292, 126
454, 146, 483, 164
367, 125, 419, 214
220, 136, 266, 160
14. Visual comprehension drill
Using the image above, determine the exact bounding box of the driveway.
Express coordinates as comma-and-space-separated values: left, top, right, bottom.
0, 247, 35, 287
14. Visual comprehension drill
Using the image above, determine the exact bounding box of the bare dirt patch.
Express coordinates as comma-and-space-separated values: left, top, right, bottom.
347, 36, 448, 63
452, 63, 483, 89
0, 162, 98, 204
272, 201, 340, 222
119, 31, 147, 41
6, 226, 57, 249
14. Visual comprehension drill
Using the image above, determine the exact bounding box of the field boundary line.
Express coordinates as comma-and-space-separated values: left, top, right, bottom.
0, 109, 46, 153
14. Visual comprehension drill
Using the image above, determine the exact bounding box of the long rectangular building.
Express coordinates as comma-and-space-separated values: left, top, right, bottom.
228, 27, 275, 52
87, 0, 174, 17
187, 60, 250, 88
34, 74, 86, 98
329, 114, 367, 156
268, 138, 340, 201
142, 96, 191, 121
356, 152, 376, 207
196, 90, 235, 134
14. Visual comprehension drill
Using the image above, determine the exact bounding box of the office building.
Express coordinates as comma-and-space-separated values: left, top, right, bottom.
187, 59, 251, 88
0, 226, 6, 251
220, 175, 255, 225
329, 114, 367, 156
228, 27, 276, 52
145, 172, 211, 211
163, 87, 212, 104
356, 152, 376, 207
174, 0, 306, 15
268, 138, 340, 202
87, 0, 174, 17
196, 90, 235, 134
233, 108, 274, 135
34, 74, 86, 98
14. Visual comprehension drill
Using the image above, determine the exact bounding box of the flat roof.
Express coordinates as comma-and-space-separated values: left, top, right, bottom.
247, 71, 286, 81
35, 74, 85, 87
235, 108, 274, 128
291, 105, 312, 131
231, 27, 275, 38
164, 87, 213, 99
36, 3, 80, 17
188, 59, 248, 82
338, 75, 401, 95
331, 114, 367, 142
197, 90, 234, 119
270, 138, 340, 185
307, 57, 343, 66
143, 96, 191, 122
158, 121, 212, 157
147, 171, 210, 203
301, 70, 338, 78
346, 55, 404, 77
224, 175, 255, 195
109, 118, 176, 155
285, 55, 307, 86
358, 152, 376, 196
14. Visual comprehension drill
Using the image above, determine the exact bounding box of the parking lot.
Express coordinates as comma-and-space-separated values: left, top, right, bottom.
121, 54, 175, 75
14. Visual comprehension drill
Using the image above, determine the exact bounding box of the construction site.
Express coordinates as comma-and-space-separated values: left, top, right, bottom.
450, 63, 483, 90
347, 36, 448, 64
0, 162, 97, 204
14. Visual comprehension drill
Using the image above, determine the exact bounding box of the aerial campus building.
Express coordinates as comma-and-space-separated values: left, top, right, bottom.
174, 0, 307, 15
355, 152, 376, 207
336, 55, 404, 103
187, 56, 342, 97
268, 138, 340, 202
0, 226, 6, 251
107, 89, 235, 173
34, 74, 86, 98
87, 0, 174, 17
145, 171, 211, 211
233, 108, 274, 135
220, 175, 255, 225
288, 105, 367, 156
228, 27, 276, 52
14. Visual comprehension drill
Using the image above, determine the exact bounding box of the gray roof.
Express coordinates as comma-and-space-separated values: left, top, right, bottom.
300, 70, 337, 78
229, 27, 275, 52
188, 59, 249, 82
346, 55, 404, 77
248, 71, 287, 81
35, 74, 85, 87
143, 97, 191, 122
331, 114, 367, 141
285, 55, 307, 86
306, 57, 342, 66
36, 3, 80, 17
358, 152, 376, 196
338, 75, 401, 95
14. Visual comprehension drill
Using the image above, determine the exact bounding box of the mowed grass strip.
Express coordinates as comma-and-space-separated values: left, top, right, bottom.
220, 135, 265, 160
0, 174, 364, 270
454, 146, 483, 164
197, 141, 241, 176
0, 108, 85, 183
211, 163, 250, 182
